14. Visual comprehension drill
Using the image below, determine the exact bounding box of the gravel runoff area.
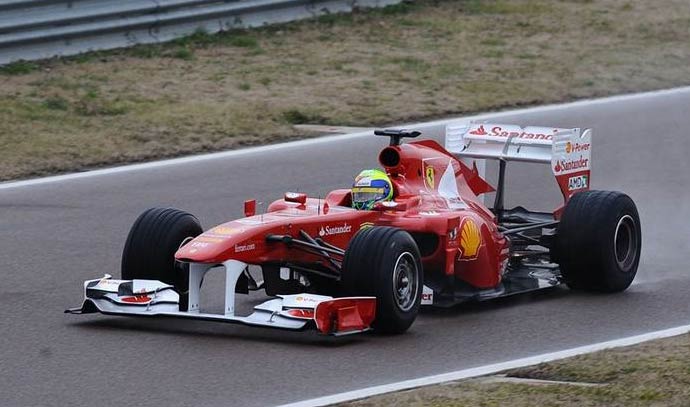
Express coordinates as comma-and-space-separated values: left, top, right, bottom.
1, 0, 689, 181
338, 333, 690, 407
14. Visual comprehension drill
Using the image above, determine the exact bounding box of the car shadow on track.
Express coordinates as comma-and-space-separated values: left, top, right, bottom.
67, 317, 366, 347
420, 285, 587, 317
66, 286, 648, 345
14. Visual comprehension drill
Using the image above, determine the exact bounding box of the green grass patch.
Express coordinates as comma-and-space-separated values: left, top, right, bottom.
282, 109, 329, 125
376, 1, 417, 15
1, 0, 690, 180
41, 96, 69, 111
316, 12, 354, 25
225, 34, 260, 48
341, 334, 690, 407
387, 56, 431, 72
171, 47, 195, 60
462, 0, 552, 14
0, 60, 39, 75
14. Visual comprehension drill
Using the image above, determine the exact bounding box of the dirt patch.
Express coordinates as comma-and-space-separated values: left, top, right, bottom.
1, 0, 689, 181
339, 333, 690, 407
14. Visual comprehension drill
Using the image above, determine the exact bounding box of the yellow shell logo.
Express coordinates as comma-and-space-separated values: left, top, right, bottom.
197, 236, 223, 243
425, 165, 435, 189
459, 218, 482, 260
565, 141, 572, 154
359, 222, 375, 230
212, 227, 235, 235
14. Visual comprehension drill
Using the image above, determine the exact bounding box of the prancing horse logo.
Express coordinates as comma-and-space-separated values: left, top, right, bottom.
425, 166, 435, 190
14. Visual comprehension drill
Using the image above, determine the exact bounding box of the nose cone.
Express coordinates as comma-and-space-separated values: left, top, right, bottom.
175, 224, 255, 264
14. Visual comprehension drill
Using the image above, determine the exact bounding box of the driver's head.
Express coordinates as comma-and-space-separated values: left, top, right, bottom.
351, 169, 393, 210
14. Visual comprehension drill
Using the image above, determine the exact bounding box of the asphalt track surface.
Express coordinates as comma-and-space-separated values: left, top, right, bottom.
2, 89, 690, 407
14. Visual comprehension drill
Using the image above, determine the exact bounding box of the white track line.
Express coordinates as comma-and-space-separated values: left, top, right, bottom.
2, 86, 690, 191
278, 324, 690, 407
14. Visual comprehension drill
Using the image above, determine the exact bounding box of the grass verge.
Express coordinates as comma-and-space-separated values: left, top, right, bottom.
1, 0, 689, 181
339, 333, 690, 406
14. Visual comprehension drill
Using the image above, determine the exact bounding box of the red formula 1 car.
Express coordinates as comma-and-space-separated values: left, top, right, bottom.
67, 123, 642, 335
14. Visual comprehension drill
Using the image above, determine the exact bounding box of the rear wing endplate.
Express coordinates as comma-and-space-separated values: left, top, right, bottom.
445, 122, 592, 202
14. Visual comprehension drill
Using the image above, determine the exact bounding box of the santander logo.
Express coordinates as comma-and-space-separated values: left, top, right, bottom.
490, 126, 555, 141
467, 125, 556, 141
554, 157, 589, 173
319, 223, 352, 237
469, 125, 487, 135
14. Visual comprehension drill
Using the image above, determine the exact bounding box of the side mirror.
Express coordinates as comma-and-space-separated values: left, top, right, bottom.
244, 200, 256, 217
284, 192, 308, 205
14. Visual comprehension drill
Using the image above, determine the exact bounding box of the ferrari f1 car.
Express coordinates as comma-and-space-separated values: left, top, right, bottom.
67, 123, 642, 335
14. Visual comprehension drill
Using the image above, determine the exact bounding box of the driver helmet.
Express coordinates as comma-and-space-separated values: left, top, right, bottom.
351, 169, 393, 210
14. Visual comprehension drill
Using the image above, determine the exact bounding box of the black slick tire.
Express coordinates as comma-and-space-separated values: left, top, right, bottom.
121, 208, 202, 308
342, 226, 423, 334
556, 190, 641, 292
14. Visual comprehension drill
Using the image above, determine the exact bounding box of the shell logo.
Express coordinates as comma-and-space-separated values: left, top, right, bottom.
212, 226, 235, 235
359, 222, 375, 230
295, 296, 317, 303
196, 236, 223, 243
459, 218, 482, 260
565, 141, 573, 154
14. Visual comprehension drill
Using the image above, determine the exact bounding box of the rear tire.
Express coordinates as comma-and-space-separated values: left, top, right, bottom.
121, 208, 202, 308
342, 226, 423, 334
556, 190, 641, 292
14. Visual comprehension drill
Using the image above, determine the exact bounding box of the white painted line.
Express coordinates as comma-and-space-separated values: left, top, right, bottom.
277, 323, 690, 407
292, 125, 374, 134
476, 374, 604, 387
2, 85, 690, 191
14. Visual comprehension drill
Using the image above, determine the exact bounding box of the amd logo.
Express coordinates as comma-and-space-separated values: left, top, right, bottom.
568, 175, 588, 191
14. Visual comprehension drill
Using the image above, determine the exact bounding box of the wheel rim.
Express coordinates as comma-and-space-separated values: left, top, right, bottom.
614, 214, 637, 272
392, 252, 419, 312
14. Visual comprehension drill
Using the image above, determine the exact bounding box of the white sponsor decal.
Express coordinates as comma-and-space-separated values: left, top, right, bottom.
319, 223, 352, 237
234, 243, 256, 253
190, 241, 209, 248
421, 285, 434, 305
355, 178, 371, 186
280, 293, 332, 309
295, 295, 319, 303
448, 226, 458, 241
380, 201, 398, 208
236, 218, 264, 225
94, 279, 120, 291
553, 157, 589, 174
446, 197, 467, 209
565, 141, 590, 154
437, 161, 468, 209
568, 175, 589, 191
466, 124, 560, 145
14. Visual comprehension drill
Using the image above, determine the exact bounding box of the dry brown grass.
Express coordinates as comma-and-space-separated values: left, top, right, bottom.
1, 0, 689, 180
340, 333, 690, 407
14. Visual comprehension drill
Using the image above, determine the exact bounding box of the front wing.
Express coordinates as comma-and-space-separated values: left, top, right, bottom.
66, 272, 376, 336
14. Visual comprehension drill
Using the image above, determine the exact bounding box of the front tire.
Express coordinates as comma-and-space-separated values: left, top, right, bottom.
342, 227, 423, 334
556, 190, 641, 292
121, 208, 202, 307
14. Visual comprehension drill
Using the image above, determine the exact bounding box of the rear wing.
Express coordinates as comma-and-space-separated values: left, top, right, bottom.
445, 122, 592, 205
